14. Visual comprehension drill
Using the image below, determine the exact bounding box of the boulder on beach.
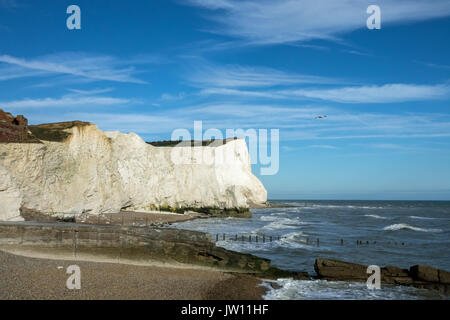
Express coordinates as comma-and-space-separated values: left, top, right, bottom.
314, 258, 449, 294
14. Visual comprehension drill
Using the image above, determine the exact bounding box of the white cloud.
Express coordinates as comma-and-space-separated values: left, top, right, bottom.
186, 0, 450, 45
188, 63, 338, 88
309, 145, 338, 149
67, 88, 115, 95
280, 84, 450, 103
200, 88, 283, 99
415, 60, 450, 70
199, 83, 450, 103
160, 92, 187, 101
0, 0, 18, 8
0, 53, 149, 84
0, 94, 133, 109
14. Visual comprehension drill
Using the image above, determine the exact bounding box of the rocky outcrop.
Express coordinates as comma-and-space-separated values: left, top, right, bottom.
0, 113, 267, 221
315, 258, 450, 293
0, 109, 35, 143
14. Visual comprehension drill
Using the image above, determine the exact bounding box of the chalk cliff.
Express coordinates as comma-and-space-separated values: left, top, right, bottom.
0, 113, 267, 221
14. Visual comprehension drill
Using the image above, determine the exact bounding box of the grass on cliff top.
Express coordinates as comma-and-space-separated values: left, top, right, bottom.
29, 121, 92, 142
147, 137, 238, 147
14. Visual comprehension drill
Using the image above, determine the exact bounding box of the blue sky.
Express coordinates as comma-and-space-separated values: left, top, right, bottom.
1, 0, 450, 200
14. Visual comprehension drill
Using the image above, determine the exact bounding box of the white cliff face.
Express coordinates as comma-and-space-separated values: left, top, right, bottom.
0, 123, 267, 220
0, 166, 23, 221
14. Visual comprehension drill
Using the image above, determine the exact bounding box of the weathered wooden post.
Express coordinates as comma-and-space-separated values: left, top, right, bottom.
73, 229, 78, 259
256, 236, 258, 243
216, 234, 219, 242
223, 234, 226, 241
249, 235, 252, 243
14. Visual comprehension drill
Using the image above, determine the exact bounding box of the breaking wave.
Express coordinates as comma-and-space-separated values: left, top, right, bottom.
364, 214, 387, 219
383, 224, 442, 233
409, 216, 438, 220
261, 279, 443, 300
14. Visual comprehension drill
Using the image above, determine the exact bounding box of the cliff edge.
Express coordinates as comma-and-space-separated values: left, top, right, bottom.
0, 110, 267, 221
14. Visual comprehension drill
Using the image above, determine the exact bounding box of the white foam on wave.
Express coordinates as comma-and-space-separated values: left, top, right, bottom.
260, 217, 305, 231
364, 214, 387, 219
214, 231, 322, 252
276, 232, 327, 250
383, 223, 442, 233
260, 215, 279, 222
261, 279, 441, 300
409, 216, 438, 221
215, 239, 275, 252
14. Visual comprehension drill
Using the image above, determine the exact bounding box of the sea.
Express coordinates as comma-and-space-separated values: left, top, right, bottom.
173, 200, 450, 300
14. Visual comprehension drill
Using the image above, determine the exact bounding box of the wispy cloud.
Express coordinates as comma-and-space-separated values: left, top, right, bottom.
67, 88, 115, 95
199, 88, 283, 99
278, 83, 450, 103
187, 63, 339, 88
199, 83, 450, 103
0, 94, 134, 109
0, 0, 18, 8
0, 52, 153, 84
309, 145, 338, 149
160, 92, 187, 101
186, 0, 450, 45
415, 60, 450, 70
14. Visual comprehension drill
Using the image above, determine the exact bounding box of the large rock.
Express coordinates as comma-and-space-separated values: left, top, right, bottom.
315, 258, 450, 293
439, 269, 450, 285
0, 117, 267, 220
410, 265, 440, 283
314, 258, 368, 281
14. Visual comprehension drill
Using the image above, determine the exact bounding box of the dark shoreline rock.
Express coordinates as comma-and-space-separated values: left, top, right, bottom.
314, 258, 450, 294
